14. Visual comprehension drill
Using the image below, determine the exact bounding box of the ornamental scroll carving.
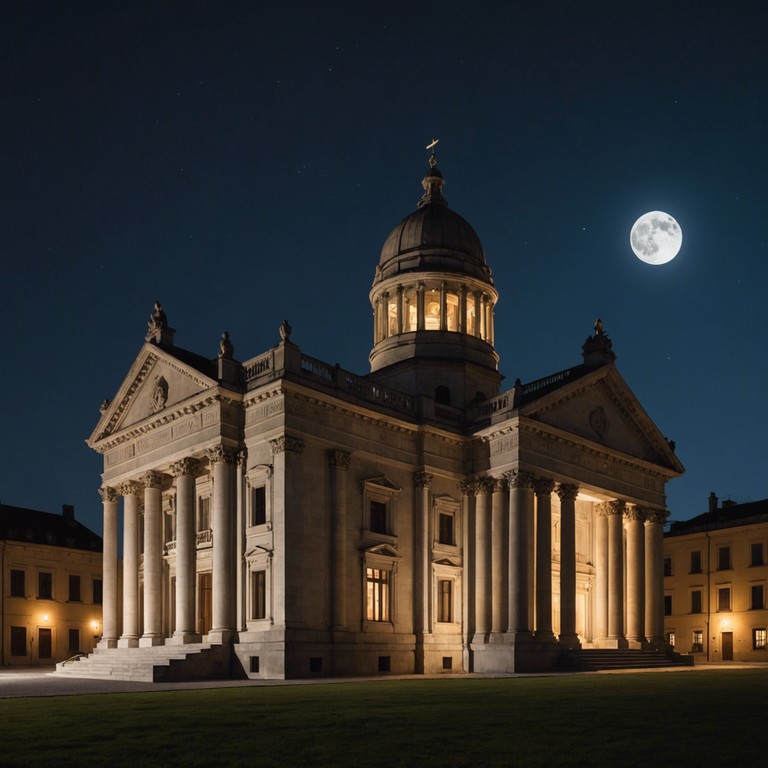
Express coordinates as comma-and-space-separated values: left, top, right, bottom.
119, 480, 144, 497
140, 470, 165, 490
556, 483, 580, 502
504, 469, 534, 489
475, 477, 495, 495
414, 471, 433, 488
169, 457, 203, 478
596, 499, 626, 517
623, 506, 647, 523
98, 486, 119, 503
490, 476, 508, 493
270, 435, 305, 455
206, 445, 239, 465
458, 479, 478, 496
329, 449, 351, 470
533, 477, 556, 496
644, 508, 669, 525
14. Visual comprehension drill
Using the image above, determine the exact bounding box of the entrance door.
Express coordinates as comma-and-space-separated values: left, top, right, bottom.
38, 628, 52, 660
198, 572, 212, 635
722, 632, 734, 660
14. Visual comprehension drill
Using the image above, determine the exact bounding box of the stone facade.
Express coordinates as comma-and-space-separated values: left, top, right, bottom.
87, 155, 684, 678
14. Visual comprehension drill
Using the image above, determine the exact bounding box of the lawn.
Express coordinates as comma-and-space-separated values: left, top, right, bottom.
1, 670, 763, 767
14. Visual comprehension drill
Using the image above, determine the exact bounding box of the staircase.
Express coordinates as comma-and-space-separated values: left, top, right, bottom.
54, 642, 234, 682
558, 648, 695, 672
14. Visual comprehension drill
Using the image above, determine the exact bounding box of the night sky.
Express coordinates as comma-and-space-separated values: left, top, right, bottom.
3, 1, 766, 536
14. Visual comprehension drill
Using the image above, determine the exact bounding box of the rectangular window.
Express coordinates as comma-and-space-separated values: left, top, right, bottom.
93, 578, 103, 605
752, 584, 765, 610
68, 628, 80, 654
753, 628, 767, 650
10, 626, 27, 656
692, 630, 704, 653
438, 580, 453, 622
690, 550, 702, 574
718, 546, 731, 570
251, 486, 267, 527
369, 501, 388, 535
663, 557, 673, 577
666, 632, 675, 648
366, 567, 390, 622
252, 570, 266, 620
38, 571, 53, 600
68, 575, 81, 602
751, 543, 764, 567
198, 496, 211, 531
691, 590, 702, 614
664, 595, 672, 616
438, 513, 454, 546
718, 586, 731, 612
10, 569, 25, 597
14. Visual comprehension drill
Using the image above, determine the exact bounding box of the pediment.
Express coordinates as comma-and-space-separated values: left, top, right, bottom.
89, 343, 218, 444
361, 543, 402, 559
520, 366, 682, 471
363, 476, 402, 493
433, 557, 461, 567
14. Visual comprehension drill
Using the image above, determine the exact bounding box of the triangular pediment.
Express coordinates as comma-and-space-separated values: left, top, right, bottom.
363, 476, 401, 493
520, 366, 682, 471
89, 343, 218, 444
361, 543, 402, 559
433, 557, 461, 567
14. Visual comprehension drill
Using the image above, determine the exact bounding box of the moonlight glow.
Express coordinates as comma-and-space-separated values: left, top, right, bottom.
630, 211, 682, 265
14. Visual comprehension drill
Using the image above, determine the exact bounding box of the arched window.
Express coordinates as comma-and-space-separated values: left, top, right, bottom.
425, 289, 441, 330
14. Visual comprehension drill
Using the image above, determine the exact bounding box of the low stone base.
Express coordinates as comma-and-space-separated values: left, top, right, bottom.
97, 638, 118, 650
471, 632, 560, 673
206, 629, 236, 644
167, 632, 203, 645
139, 635, 165, 647
601, 636, 629, 650
117, 637, 139, 648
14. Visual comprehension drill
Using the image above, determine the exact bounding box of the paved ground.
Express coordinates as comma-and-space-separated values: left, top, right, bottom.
1, 662, 765, 699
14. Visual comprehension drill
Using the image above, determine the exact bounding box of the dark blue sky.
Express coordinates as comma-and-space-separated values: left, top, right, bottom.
2, 0, 766, 535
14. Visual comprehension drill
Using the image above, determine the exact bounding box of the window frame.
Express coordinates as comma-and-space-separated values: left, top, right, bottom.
38, 571, 53, 600
93, 578, 103, 605
751, 542, 765, 567
691, 589, 702, 614
753, 628, 767, 651
663, 557, 673, 577
361, 546, 401, 632
10, 568, 25, 598
68, 574, 82, 602
692, 630, 704, 653
362, 477, 401, 542
717, 545, 732, 571
751, 583, 765, 610
664, 594, 673, 616
690, 550, 702, 574
10, 626, 27, 657
717, 585, 732, 612
433, 495, 461, 551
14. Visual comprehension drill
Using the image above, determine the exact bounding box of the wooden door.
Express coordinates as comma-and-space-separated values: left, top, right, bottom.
198, 572, 212, 635
38, 628, 52, 660
722, 631, 734, 660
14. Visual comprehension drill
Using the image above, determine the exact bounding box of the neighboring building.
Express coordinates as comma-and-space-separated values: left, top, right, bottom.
82, 153, 684, 680
664, 494, 768, 662
1, 504, 103, 666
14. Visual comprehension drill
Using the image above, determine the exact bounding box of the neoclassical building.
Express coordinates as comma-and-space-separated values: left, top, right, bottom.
69, 153, 684, 680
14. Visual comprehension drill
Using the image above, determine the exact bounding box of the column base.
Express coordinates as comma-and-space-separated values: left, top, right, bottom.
117, 636, 139, 648
533, 630, 558, 644
205, 629, 236, 644
97, 638, 118, 650
168, 632, 202, 645
558, 632, 581, 650
139, 635, 165, 647
601, 636, 629, 650
472, 631, 558, 673
627, 637, 647, 650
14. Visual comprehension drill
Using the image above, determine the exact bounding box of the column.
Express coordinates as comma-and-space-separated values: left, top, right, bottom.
625, 506, 647, 648
207, 445, 238, 638
330, 449, 352, 629
607, 500, 627, 648
416, 281, 425, 330
235, 449, 247, 632
98, 486, 119, 648
557, 483, 580, 649
140, 470, 165, 645
414, 471, 432, 673
473, 478, 493, 641
459, 285, 468, 333
439, 281, 447, 331
459, 480, 474, 668
118, 480, 142, 647
396, 285, 404, 335
594, 504, 609, 644
534, 478, 555, 641
645, 509, 668, 648
490, 477, 508, 634
505, 470, 533, 635
170, 459, 200, 642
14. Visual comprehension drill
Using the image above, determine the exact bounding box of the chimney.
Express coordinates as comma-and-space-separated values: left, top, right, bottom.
62, 504, 75, 522
708, 492, 718, 513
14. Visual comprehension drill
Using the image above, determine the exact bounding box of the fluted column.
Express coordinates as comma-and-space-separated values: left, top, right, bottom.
645, 509, 668, 648
606, 500, 627, 648
473, 478, 493, 640
98, 486, 119, 648
594, 504, 609, 644
490, 477, 508, 634
207, 445, 238, 637
557, 483, 580, 649
534, 477, 556, 641
625, 506, 647, 648
330, 449, 352, 630
170, 459, 200, 643
505, 470, 533, 635
140, 470, 165, 645
118, 480, 142, 647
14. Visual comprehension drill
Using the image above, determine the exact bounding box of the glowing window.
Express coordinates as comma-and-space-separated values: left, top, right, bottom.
387, 295, 398, 336
753, 628, 767, 650
438, 580, 453, 622
425, 290, 441, 330
404, 288, 418, 331
466, 299, 476, 335
692, 630, 703, 652
445, 292, 459, 331
366, 567, 390, 622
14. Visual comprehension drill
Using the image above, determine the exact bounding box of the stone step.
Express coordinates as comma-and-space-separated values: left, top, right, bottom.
559, 649, 694, 672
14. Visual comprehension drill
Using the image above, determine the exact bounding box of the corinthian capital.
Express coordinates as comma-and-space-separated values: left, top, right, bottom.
490, 476, 508, 493
206, 445, 239, 465
169, 458, 202, 478
329, 449, 351, 470
119, 480, 144, 497
504, 469, 534, 490
475, 477, 495, 495
597, 499, 626, 517
458, 479, 478, 496
140, 470, 165, 490
623, 505, 647, 523
644, 508, 669, 525
98, 486, 119, 503
556, 483, 579, 503
533, 477, 556, 496
269, 435, 305, 455
414, 471, 433, 489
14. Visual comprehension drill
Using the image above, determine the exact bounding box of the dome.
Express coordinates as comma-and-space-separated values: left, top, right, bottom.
373, 157, 493, 286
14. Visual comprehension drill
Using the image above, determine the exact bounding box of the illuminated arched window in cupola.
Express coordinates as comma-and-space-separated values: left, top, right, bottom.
425, 289, 441, 330
387, 294, 399, 336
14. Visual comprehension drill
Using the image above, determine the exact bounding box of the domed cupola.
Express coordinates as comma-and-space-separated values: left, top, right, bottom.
369, 149, 502, 408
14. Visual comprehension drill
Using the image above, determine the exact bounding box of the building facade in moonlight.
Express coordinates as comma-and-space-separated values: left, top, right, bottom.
78, 155, 684, 679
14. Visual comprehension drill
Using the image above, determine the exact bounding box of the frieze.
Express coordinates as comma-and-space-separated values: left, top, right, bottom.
172, 417, 198, 440
246, 398, 285, 425
106, 444, 135, 467
489, 431, 519, 456
137, 428, 172, 455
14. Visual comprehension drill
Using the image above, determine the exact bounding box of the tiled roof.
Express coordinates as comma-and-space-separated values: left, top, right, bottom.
0, 504, 102, 552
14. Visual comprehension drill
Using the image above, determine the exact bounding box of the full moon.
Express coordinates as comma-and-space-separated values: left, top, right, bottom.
630, 211, 682, 265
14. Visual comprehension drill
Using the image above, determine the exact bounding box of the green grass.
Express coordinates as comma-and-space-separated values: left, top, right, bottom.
1, 670, 764, 766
